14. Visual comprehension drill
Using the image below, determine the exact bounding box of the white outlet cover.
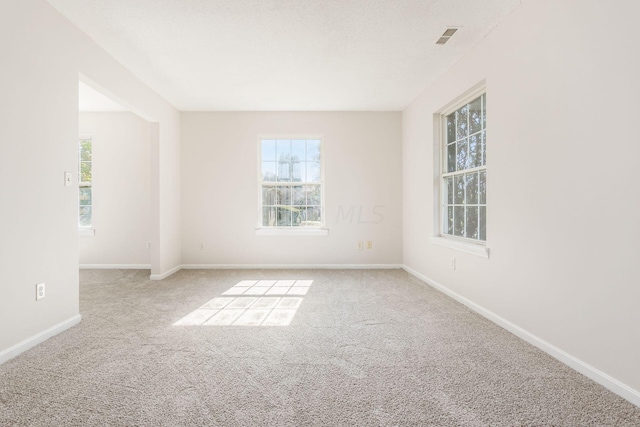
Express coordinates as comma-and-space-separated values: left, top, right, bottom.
36, 283, 45, 300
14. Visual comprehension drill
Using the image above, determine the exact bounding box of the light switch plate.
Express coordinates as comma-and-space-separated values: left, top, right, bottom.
64, 171, 72, 187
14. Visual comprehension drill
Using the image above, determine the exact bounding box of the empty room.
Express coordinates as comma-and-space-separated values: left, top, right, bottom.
1, 0, 639, 425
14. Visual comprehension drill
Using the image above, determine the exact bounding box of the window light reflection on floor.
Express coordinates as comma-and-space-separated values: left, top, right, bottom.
173, 279, 312, 327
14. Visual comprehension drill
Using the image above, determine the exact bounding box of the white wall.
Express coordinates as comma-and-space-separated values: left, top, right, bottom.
0, 0, 180, 359
403, 0, 640, 402
6, 0, 638, 408
79, 112, 151, 266
181, 112, 402, 266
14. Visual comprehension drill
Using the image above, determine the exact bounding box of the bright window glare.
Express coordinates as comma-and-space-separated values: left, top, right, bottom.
173, 279, 312, 327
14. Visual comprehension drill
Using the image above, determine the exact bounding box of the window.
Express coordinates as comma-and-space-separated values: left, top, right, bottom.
259, 138, 323, 229
441, 93, 486, 242
78, 136, 92, 228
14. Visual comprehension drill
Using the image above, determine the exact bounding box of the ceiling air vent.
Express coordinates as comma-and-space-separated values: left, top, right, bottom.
436, 27, 459, 45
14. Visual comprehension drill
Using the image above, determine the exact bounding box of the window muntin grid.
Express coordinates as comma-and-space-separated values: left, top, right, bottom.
259, 138, 323, 228
78, 137, 92, 228
442, 94, 486, 242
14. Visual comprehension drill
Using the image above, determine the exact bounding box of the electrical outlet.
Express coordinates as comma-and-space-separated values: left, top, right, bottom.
357, 241, 364, 250
450, 258, 456, 270
64, 171, 72, 187
146, 242, 152, 250
36, 283, 45, 301
366, 241, 373, 249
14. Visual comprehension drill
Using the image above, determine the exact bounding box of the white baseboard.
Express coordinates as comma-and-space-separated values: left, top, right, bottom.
402, 265, 640, 409
150, 264, 182, 281
79, 264, 151, 269
0, 314, 81, 365
149, 263, 403, 280
181, 263, 403, 270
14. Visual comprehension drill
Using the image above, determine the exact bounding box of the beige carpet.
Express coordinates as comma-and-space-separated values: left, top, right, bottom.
1, 268, 638, 426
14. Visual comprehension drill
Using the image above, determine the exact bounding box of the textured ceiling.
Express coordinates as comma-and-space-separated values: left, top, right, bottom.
49, 0, 521, 111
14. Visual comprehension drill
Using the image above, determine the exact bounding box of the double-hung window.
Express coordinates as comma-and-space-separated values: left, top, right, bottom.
78, 136, 92, 228
259, 138, 324, 231
441, 92, 486, 243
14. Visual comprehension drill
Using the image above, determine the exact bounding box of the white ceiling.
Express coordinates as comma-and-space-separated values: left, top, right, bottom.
50, 0, 521, 111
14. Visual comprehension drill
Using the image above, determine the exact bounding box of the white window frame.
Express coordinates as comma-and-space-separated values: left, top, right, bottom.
431, 84, 489, 258
78, 135, 94, 236
256, 135, 328, 236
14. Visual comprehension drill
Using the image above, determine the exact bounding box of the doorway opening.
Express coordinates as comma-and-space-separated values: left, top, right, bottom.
77, 80, 154, 270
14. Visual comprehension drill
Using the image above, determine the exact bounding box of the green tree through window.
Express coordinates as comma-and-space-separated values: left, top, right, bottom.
442, 93, 486, 242
78, 137, 92, 227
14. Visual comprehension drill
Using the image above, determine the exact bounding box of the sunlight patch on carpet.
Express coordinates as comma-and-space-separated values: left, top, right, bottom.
173, 279, 311, 326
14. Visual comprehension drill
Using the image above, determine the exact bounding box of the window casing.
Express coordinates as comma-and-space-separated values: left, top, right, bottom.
441, 93, 486, 243
78, 137, 92, 228
258, 138, 323, 229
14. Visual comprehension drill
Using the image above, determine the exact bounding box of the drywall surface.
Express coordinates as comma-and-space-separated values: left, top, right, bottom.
181, 112, 402, 266
403, 0, 640, 397
79, 112, 151, 266
0, 0, 180, 358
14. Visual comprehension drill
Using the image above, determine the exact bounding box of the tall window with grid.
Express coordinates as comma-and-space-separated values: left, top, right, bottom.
259, 138, 323, 228
78, 137, 92, 228
442, 93, 486, 242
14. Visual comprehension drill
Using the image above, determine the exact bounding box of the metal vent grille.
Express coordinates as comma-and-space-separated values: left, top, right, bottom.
442, 28, 458, 37
436, 27, 459, 45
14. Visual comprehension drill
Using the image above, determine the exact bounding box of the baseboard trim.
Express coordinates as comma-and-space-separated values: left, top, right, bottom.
150, 264, 182, 281
0, 314, 81, 365
150, 263, 402, 280
402, 265, 640, 408
181, 263, 403, 270
79, 264, 151, 269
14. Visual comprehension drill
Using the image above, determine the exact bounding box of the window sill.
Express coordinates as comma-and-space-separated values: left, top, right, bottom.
430, 236, 489, 258
79, 228, 95, 236
255, 228, 329, 236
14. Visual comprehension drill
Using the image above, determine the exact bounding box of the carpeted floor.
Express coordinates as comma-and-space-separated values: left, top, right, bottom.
1, 269, 639, 426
